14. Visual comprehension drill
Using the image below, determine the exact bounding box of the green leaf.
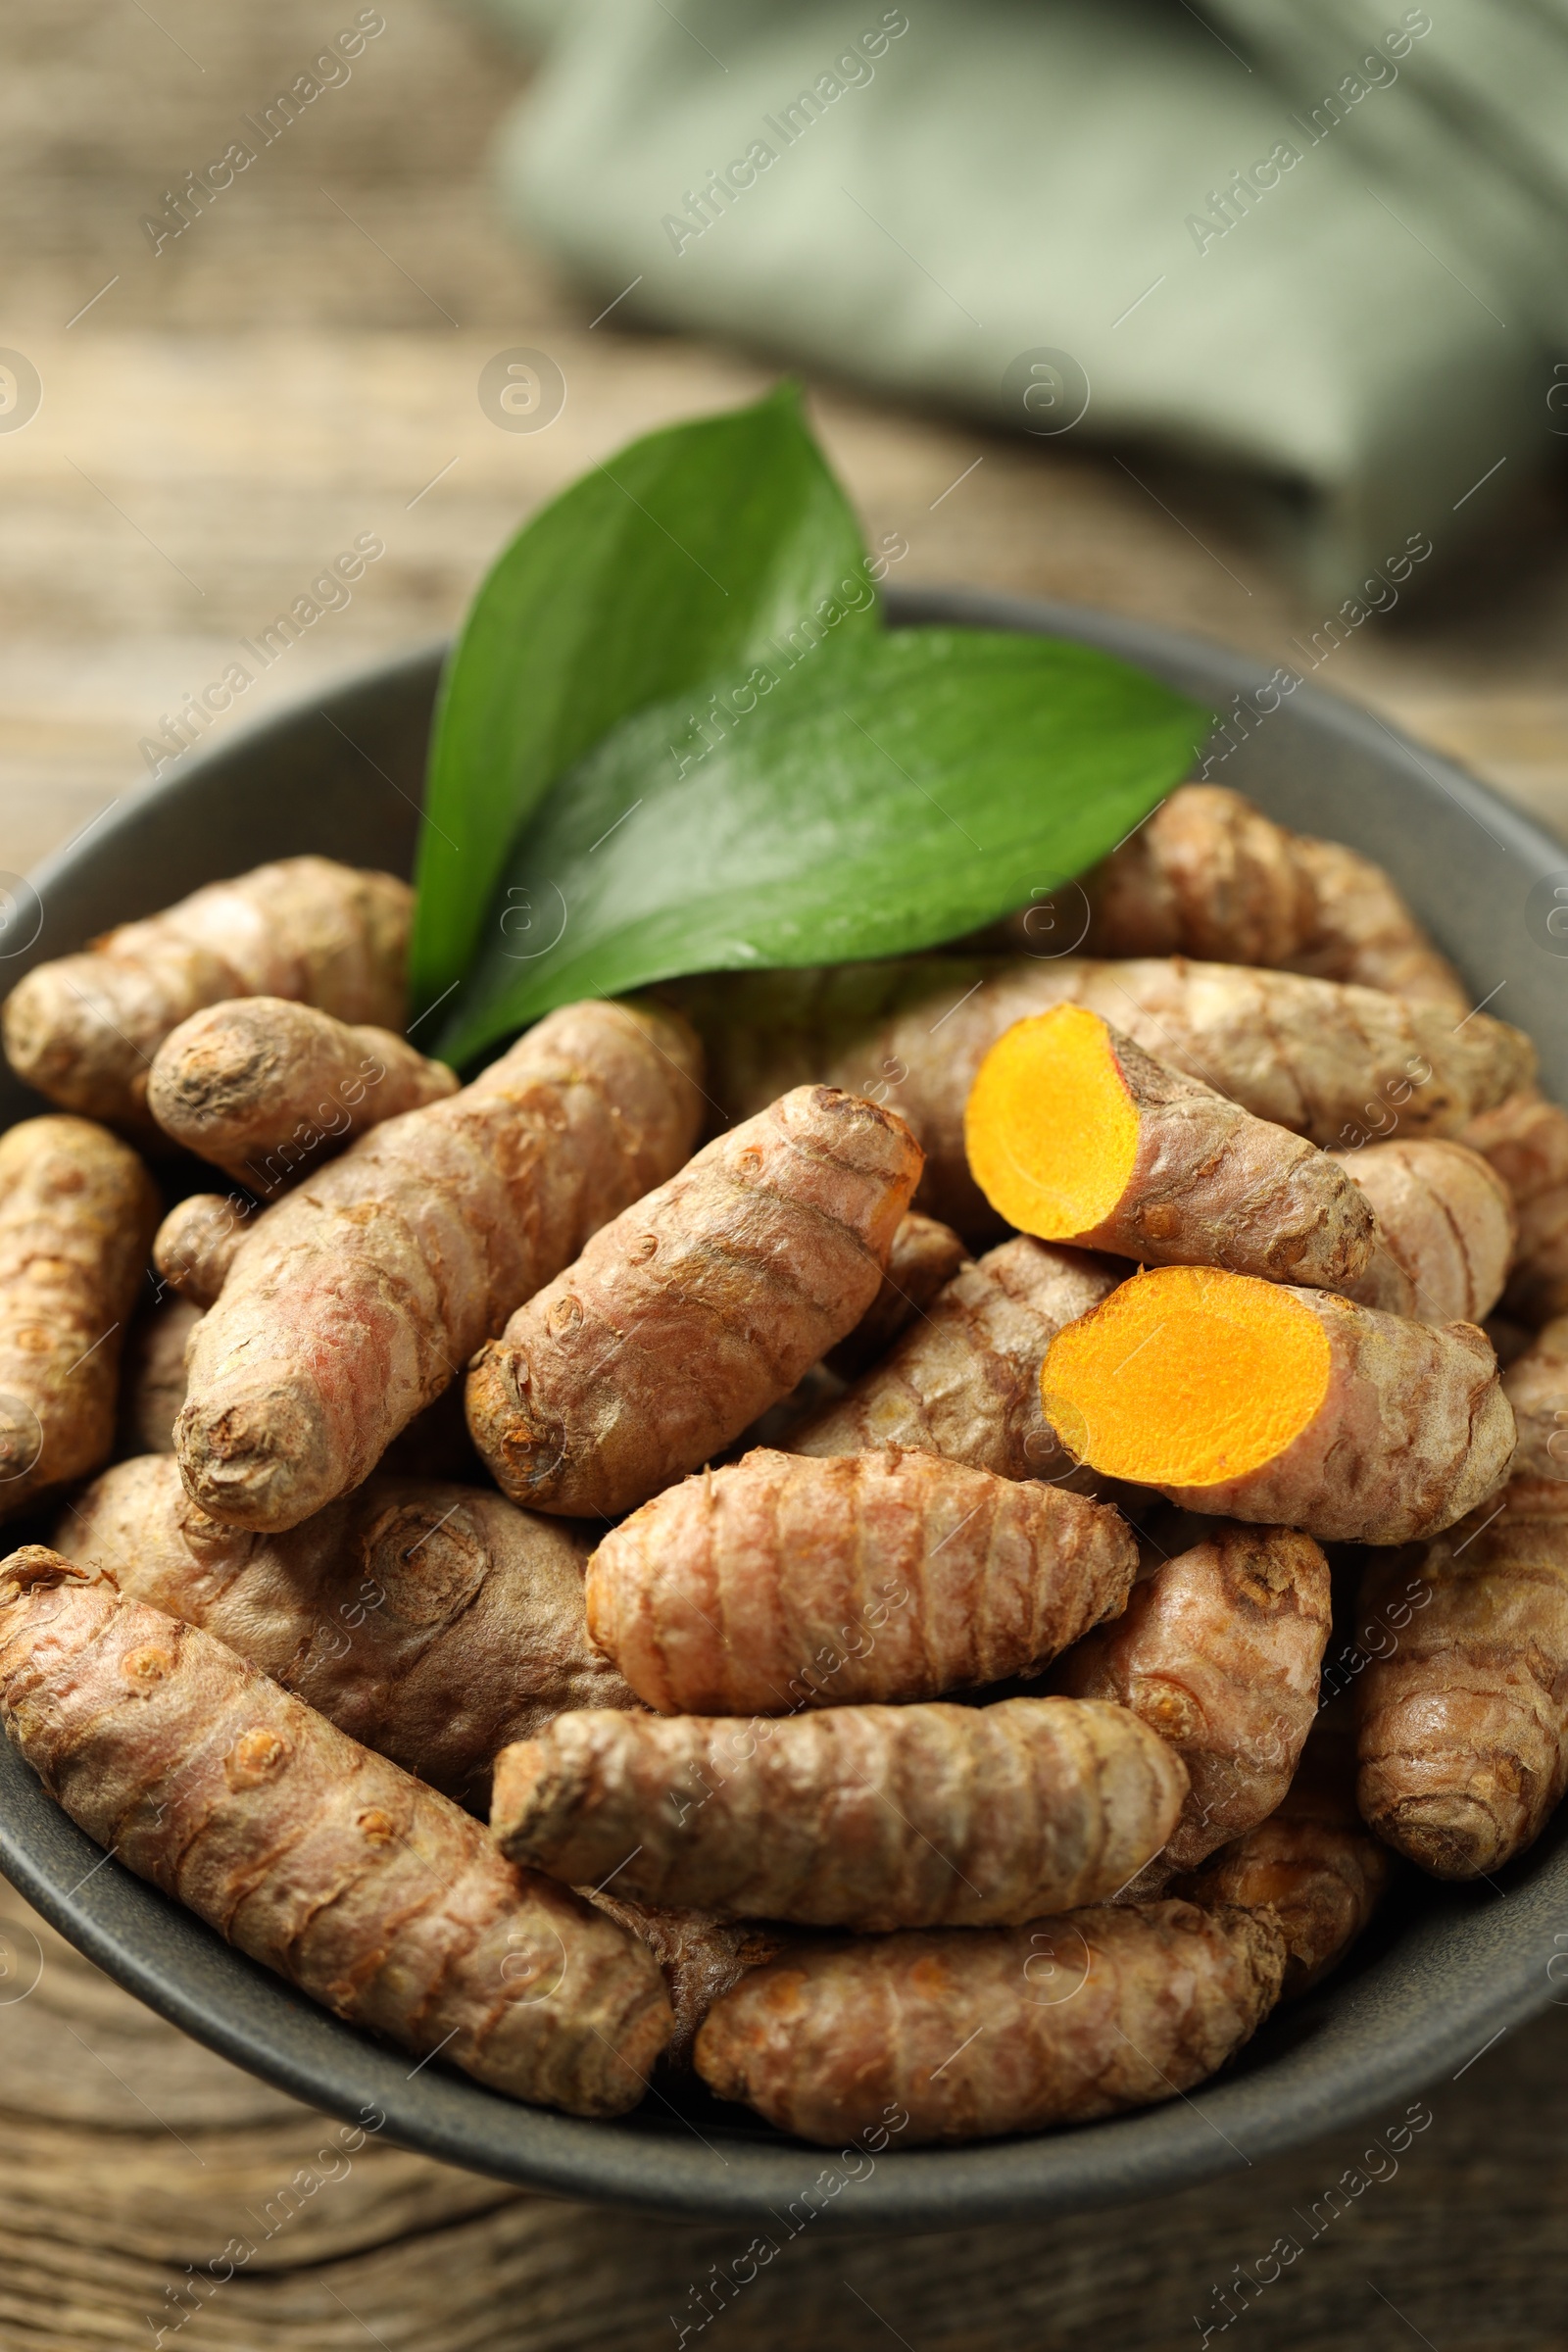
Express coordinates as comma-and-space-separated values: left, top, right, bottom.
410, 382, 877, 1011
438, 628, 1206, 1065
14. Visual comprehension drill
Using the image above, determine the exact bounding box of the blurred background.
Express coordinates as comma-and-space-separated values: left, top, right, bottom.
5, 3, 1568, 2346
6, 0, 1568, 880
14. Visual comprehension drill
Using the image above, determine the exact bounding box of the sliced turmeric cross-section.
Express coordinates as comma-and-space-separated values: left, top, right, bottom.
1041, 1263, 1514, 1544
963, 1004, 1376, 1291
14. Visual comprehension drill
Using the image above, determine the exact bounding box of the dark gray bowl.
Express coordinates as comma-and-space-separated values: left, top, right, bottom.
2, 587, 1565, 2231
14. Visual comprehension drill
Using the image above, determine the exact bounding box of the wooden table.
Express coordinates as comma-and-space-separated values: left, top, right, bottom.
3, 2, 1567, 2343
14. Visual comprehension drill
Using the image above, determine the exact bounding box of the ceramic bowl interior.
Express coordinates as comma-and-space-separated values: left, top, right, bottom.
1, 587, 1565, 2230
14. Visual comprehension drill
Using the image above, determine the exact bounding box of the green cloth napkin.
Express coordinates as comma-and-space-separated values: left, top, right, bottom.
479, 0, 1558, 603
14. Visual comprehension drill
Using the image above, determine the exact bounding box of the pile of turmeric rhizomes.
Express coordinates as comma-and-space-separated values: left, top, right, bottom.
0, 788, 1563, 2148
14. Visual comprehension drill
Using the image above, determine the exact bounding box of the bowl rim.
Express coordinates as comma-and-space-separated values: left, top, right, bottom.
2, 585, 1565, 2231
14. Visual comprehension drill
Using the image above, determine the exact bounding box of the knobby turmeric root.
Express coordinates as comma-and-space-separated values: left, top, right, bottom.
148, 997, 456, 1195
794, 1236, 1118, 1483
584, 1891, 795, 2072
586, 1446, 1138, 1715
492, 1696, 1186, 1930
1042, 1264, 1514, 1544
0, 1116, 159, 1518
669, 956, 1529, 1237
693, 1898, 1286, 2144
0, 1550, 672, 2113
152, 1192, 251, 1307
3, 858, 412, 1135
1054, 1518, 1331, 1880
176, 998, 704, 1533
1332, 1140, 1514, 1324
1356, 1483, 1568, 1879
1173, 1696, 1390, 1994
965, 1005, 1377, 1290
825, 1209, 965, 1380
466, 1087, 922, 1519
1056, 784, 1468, 1014
1462, 1091, 1568, 1326
116, 1298, 203, 1457
59, 1455, 636, 1809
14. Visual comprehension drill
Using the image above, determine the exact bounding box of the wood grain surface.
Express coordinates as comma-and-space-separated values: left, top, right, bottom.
2, 2, 1567, 2344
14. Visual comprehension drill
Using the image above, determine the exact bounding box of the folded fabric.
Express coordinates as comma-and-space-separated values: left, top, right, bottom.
477, 0, 1555, 602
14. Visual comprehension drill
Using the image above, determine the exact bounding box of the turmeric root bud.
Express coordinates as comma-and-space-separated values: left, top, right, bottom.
1054, 1518, 1331, 1876
585, 1446, 1139, 1715
3, 858, 413, 1134
1356, 1484, 1568, 1879
0, 1115, 160, 1517
965, 1005, 1377, 1291
466, 1086, 923, 1519
1042, 1264, 1514, 1544
147, 997, 456, 1194
694, 1899, 1286, 2145
153, 1192, 251, 1306
492, 1697, 1187, 1930
0, 1552, 672, 2114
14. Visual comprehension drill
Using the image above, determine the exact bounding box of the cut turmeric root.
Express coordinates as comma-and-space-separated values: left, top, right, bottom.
1041, 1264, 1514, 1544
0, 1549, 672, 2113
793, 1235, 1119, 1483
585, 1446, 1138, 1715
466, 1086, 922, 1518
693, 1898, 1285, 2145
491, 1696, 1186, 1929
1054, 1517, 1331, 1879
670, 954, 1530, 1238
1356, 1482, 1568, 1879
1173, 1695, 1390, 1994
3, 858, 413, 1135
964, 1005, 1377, 1290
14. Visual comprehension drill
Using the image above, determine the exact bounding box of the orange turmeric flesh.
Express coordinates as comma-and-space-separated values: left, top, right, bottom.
1045, 1265, 1332, 1489
966, 1005, 1140, 1240
965, 1006, 1377, 1291
1042, 1264, 1514, 1544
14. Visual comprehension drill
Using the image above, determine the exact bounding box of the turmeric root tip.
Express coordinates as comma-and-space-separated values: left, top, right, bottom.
1042, 1264, 1514, 1544
964, 1004, 1376, 1290
492, 1697, 1187, 1930
693, 1899, 1286, 2145
147, 997, 457, 1195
